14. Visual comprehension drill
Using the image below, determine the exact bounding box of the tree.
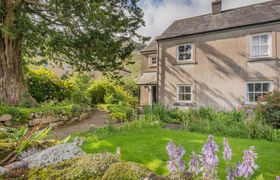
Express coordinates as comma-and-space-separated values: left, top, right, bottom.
0, 0, 146, 105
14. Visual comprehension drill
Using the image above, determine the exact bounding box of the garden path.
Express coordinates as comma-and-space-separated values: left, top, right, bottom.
52, 111, 109, 139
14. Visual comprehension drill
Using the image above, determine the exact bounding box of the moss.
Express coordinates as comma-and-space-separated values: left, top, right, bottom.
0, 142, 15, 160
102, 162, 152, 180
27, 153, 119, 179
165, 171, 193, 180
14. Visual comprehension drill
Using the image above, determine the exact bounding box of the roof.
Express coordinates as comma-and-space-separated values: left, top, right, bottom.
141, 40, 157, 53
157, 0, 280, 40
137, 72, 157, 85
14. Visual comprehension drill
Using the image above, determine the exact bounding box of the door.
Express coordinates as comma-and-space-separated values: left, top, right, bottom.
152, 85, 157, 104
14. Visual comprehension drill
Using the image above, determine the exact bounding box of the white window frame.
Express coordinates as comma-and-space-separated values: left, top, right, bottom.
149, 55, 157, 67
250, 32, 272, 59
176, 85, 192, 103
176, 43, 194, 62
245, 81, 273, 103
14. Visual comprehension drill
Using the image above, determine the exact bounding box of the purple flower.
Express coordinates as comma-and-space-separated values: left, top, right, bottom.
226, 166, 235, 180
188, 151, 200, 175
166, 140, 186, 172
223, 138, 232, 161
236, 146, 258, 179
201, 135, 219, 179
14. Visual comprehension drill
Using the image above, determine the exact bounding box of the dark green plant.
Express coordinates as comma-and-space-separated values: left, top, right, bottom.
25, 68, 73, 103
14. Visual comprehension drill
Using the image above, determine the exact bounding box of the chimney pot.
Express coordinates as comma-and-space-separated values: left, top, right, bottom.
212, 0, 222, 14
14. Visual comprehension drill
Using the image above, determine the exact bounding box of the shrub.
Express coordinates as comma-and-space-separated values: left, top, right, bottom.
25, 68, 73, 103
102, 162, 152, 180
69, 74, 93, 104
98, 104, 134, 123
27, 153, 119, 179
257, 91, 280, 128
87, 79, 137, 107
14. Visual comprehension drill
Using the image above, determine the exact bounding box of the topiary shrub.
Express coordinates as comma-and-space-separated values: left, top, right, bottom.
25, 68, 73, 103
27, 153, 119, 179
102, 162, 152, 180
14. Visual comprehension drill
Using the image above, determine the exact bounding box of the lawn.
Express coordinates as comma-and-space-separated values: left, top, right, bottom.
81, 127, 280, 179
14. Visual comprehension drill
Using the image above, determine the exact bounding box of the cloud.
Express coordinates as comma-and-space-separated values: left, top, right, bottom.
138, 0, 271, 40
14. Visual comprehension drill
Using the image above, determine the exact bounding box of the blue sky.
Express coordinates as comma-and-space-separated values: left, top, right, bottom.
137, 0, 271, 39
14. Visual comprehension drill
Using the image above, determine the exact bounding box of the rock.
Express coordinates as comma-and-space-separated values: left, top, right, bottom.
70, 117, 79, 123
27, 153, 120, 179
24, 143, 85, 168
35, 112, 43, 118
28, 116, 59, 127
3, 121, 12, 126
102, 162, 153, 180
0, 114, 12, 122
49, 121, 63, 128
28, 113, 35, 120
79, 113, 88, 121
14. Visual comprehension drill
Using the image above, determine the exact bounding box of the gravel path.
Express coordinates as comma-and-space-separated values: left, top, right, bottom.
52, 111, 109, 139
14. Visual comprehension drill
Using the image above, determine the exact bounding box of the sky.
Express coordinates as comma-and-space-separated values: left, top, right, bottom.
137, 0, 272, 39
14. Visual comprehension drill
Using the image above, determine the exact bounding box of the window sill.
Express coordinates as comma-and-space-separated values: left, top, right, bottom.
248, 57, 278, 62
173, 61, 197, 65
148, 65, 157, 68
173, 102, 195, 107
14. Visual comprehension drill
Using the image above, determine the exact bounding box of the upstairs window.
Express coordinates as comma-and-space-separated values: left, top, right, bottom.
149, 55, 157, 66
177, 44, 193, 61
251, 33, 272, 58
177, 85, 192, 103
246, 81, 272, 103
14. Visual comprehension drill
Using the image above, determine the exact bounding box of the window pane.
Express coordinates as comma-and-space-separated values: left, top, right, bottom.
259, 45, 268, 56
260, 35, 268, 45
263, 83, 270, 92
185, 94, 191, 101
255, 83, 262, 92
248, 93, 254, 102
247, 84, 254, 92
179, 94, 184, 101
255, 93, 262, 102
184, 86, 191, 93
252, 36, 259, 46
179, 54, 185, 61
179, 46, 185, 53
179, 87, 184, 94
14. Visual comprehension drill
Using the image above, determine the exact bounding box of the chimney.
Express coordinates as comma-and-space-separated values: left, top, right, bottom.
212, 0, 222, 14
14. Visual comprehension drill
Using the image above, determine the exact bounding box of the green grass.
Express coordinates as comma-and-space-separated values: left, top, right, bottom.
81, 127, 280, 179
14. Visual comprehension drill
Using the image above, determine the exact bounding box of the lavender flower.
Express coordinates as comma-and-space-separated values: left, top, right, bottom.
226, 166, 235, 180
188, 151, 200, 175
166, 140, 186, 172
223, 138, 232, 161
236, 146, 258, 179
200, 135, 219, 179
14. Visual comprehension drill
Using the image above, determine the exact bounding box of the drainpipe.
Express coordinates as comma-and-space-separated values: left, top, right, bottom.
156, 40, 160, 104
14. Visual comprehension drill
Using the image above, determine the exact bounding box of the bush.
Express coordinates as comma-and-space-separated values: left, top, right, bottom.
97, 104, 134, 123
87, 79, 137, 107
69, 74, 93, 104
25, 68, 73, 103
27, 153, 119, 179
257, 91, 280, 128
102, 162, 152, 180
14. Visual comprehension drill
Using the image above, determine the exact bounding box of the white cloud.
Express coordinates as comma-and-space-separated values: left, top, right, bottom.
138, 0, 271, 40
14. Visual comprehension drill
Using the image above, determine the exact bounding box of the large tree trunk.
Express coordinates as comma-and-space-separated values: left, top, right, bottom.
0, 0, 25, 105
0, 38, 25, 105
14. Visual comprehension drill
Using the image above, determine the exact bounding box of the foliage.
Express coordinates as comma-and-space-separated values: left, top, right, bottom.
79, 128, 280, 179
142, 105, 280, 141
102, 162, 152, 180
257, 91, 280, 128
87, 79, 137, 107
68, 74, 93, 104
27, 153, 120, 179
0, 101, 86, 124
25, 68, 73, 103
97, 104, 134, 123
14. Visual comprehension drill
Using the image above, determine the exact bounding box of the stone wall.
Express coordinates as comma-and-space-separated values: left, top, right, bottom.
0, 107, 93, 128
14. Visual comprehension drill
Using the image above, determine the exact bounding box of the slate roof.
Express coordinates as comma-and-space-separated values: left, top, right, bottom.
141, 40, 157, 53
137, 72, 157, 85
157, 0, 280, 40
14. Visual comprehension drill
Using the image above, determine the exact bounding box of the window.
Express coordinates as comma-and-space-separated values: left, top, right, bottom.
177, 44, 192, 61
251, 33, 271, 58
149, 55, 157, 66
246, 82, 272, 103
177, 85, 192, 102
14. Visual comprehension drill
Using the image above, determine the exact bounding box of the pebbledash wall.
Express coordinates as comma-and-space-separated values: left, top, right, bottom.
0, 107, 94, 128
158, 24, 280, 110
